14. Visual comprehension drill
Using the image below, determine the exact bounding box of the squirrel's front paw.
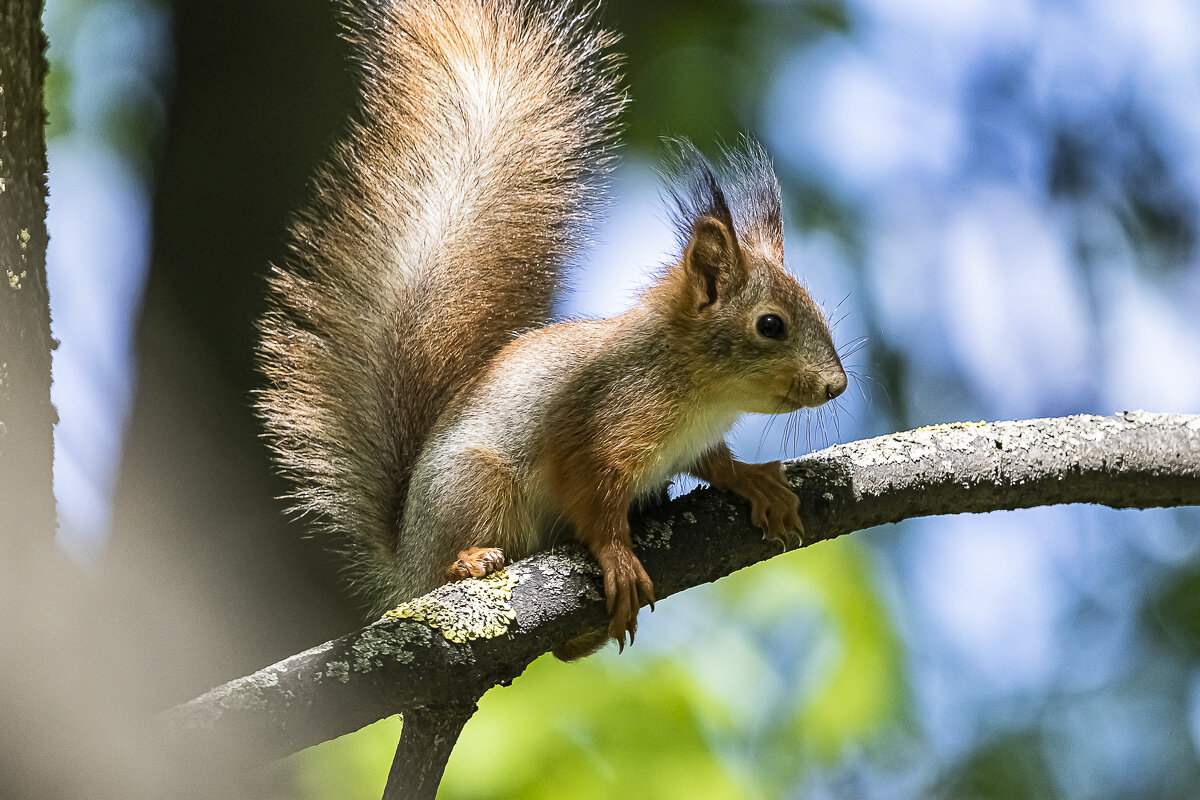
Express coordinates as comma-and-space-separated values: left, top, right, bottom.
444, 546, 506, 582
739, 461, 804, 550
596, 545, 655, 652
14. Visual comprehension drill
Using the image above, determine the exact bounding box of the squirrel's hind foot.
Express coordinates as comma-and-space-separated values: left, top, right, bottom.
444, 547, 506, 582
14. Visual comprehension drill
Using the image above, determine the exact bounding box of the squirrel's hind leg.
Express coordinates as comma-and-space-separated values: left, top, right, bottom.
425, 444, 525, 586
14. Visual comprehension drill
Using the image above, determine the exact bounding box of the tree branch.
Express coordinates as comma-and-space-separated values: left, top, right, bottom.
382, 702, 476, 799
162, 412, 1200, 770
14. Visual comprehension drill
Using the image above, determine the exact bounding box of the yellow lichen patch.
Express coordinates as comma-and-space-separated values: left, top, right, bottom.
914, 420, 987, 433
383, 569, 519, 644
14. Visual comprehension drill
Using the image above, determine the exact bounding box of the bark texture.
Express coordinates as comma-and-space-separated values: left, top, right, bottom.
382, 703, 476, 800
162, 412, 1200, 772
0, 0, 53, 552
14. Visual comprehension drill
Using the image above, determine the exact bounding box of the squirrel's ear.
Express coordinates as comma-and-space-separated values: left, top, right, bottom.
682, 215, 744, 309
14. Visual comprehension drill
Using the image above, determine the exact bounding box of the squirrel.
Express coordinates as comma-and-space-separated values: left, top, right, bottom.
258, 0, 847, 656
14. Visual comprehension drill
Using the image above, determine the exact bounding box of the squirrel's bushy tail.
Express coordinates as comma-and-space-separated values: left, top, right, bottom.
258, 0, 622, 607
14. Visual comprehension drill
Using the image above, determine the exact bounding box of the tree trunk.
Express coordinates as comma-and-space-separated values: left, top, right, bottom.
0, 0, 54, 553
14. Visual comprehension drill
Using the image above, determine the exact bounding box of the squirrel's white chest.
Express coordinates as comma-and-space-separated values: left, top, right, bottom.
638, 405, 741, 493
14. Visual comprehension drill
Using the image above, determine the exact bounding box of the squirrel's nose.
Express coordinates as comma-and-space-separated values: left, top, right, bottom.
824, 371, 847, 401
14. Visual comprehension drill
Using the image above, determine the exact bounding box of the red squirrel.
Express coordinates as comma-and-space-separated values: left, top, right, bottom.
258, 0, 846, 656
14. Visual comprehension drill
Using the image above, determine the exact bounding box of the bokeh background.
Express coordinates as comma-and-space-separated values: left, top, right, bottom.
40, 0, 1200, 797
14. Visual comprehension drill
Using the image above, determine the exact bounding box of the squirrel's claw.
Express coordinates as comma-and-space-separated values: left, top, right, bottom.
599, 544, 654, 653
742, 461, 805, 551
701, 458, 807, 550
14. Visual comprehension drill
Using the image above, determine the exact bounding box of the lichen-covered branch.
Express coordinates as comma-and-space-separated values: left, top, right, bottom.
162, 412, 1200, 767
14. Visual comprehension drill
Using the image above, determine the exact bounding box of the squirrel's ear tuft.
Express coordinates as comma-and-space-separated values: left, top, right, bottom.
683, 215, 744, 309
722, 139, 784, 265
662, 138, 748, 309
662, 139, 738, 245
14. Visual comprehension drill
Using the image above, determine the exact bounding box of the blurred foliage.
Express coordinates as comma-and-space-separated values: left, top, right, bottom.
44, 0, 172, 167
611, 0, 845, 150
786, 540, 905, 763
1145, 566, 1200, 659
932, 732, 1057, 800
42, 0, 1200, 796
288, 716, 403, 799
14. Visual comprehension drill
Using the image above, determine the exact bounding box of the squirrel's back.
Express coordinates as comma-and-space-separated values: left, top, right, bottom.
258, 0, 623, 604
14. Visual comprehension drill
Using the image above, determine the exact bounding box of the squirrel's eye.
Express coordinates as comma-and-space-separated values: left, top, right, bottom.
756, 314, 786, 340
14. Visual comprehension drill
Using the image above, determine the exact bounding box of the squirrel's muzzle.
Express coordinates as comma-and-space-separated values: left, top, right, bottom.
824, 368, 848, 401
